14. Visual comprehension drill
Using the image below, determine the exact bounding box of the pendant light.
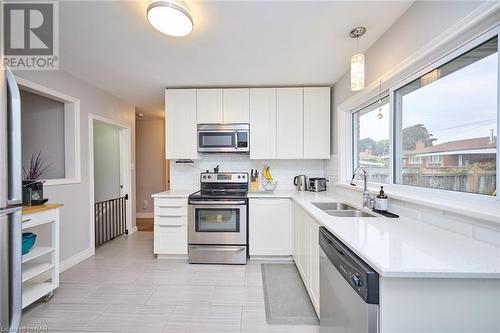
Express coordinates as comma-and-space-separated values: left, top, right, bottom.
147, 0, 193, 37
350, 27, 366, 91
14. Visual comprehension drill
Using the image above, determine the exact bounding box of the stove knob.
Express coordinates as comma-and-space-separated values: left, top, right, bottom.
237, 175, 241, 179
208, 175, 211, 179
202, 175, 206, 179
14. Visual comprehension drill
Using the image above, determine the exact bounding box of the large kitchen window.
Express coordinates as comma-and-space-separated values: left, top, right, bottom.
350, 31, 499, 198
352, 96, 390, 183
395, 37, 498, 195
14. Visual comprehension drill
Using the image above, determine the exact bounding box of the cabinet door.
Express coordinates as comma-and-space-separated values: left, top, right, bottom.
249, 198, 291, 256
197, 89, 223, 123
292, 203, 299, 261
301, 212, 311, 286
295, 205, 309, 280
249, 88, 277, 159
308, 218, 320, 313
165, 89, 197, 159
276, 88, 303, 159
304, 87, 331, 159
223, 88, 249, 123
154, 225, 187, 254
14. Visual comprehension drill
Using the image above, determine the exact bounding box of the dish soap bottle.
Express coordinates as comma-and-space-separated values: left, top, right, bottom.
375, 186, 388, 212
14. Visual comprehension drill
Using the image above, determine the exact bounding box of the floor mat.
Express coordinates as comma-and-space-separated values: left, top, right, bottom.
261, 263, 319, 325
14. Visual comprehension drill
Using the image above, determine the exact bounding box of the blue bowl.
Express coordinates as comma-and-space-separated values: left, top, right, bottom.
22, 232, 37, 255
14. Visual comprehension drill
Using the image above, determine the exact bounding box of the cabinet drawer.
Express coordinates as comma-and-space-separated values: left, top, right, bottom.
154, 206, 187, 217
155, 215, 187, 226
154, 197, 187, 208
154, 225, 187, 255
22, 210, 56, 229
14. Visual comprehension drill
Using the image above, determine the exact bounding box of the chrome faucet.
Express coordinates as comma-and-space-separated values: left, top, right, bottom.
350, 166, 375, 209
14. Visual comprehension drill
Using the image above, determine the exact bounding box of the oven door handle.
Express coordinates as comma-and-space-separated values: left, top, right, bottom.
189, 200, 247, 205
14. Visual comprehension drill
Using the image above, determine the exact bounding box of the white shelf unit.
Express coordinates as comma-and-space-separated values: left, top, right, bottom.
21, 207, 60, 309
22, 246, 54, 263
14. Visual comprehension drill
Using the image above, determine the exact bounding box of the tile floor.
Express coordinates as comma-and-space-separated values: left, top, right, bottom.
21, 232, 319, 333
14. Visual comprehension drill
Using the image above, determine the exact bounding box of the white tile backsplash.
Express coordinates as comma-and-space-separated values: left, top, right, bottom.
169, 156, 325, 191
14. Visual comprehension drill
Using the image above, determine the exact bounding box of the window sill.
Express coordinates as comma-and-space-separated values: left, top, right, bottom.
43, 178, 81, 186
336, 183, 500, 225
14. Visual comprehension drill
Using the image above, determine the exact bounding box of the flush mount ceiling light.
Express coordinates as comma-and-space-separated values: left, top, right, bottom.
147, 0, 193, 37
350, 26, 366, 92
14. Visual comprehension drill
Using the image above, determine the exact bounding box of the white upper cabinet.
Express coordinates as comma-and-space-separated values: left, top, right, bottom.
196, 88, 249, 124
250, 88, 277, 159
304, 87, 331, 159
167, 86, 329, 160
223, 88, 249, 123
196, 89, 223, 124
165, 89, 198, 160
277, 87, 304, 159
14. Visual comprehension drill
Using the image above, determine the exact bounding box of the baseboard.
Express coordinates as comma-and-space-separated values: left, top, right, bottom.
250, 255, 294, 262
157, 254, 188, 260
60, 247, 93, 272
136, 212, 153, 218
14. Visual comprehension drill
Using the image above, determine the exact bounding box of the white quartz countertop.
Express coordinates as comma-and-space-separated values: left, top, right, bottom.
153, 189, 500, 278
152, 189, 196, 198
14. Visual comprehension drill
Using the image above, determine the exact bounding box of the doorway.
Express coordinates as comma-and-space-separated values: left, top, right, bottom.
135, 115, 169, 232
89, 114, 132, 251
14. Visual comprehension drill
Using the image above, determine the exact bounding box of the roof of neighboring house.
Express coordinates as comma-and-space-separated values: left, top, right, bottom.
404, 136, 496, 156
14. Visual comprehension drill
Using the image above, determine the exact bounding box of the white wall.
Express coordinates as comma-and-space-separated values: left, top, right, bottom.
93, 121, 121, 203
15, 69, 136, 263
136, 118, 166, 215
170, 155, 325, 191
327, 1, 500, 245
21, 90, 66, 179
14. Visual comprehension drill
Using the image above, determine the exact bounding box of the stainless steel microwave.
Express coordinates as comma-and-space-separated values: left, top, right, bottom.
197, 124, 249, 153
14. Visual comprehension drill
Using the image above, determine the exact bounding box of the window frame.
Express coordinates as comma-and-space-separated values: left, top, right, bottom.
391, 28, 499, 198
16, 76, 81, 186
351, 93, 391, 185
347, 25, 500, 203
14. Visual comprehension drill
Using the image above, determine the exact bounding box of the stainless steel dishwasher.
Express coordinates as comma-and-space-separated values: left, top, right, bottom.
319, 227, 379, 333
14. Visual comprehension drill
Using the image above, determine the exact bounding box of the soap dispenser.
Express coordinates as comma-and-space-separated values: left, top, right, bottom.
375, 186, 388, 212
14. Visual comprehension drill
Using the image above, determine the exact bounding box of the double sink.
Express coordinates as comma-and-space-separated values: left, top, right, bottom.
312, 202, 376, 218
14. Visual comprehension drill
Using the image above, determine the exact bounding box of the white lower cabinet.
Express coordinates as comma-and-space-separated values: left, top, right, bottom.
292, 202, 320, 315
308, 217, 320, 312
153, 197, 188, 256
249, 198, 291, 256
154, 225, 187, 255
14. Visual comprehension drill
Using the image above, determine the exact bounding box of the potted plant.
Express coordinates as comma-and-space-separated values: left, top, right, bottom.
23, 151, 49, 205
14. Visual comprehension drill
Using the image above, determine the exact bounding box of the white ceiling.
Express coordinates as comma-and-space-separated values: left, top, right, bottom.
58, 1, 412, 116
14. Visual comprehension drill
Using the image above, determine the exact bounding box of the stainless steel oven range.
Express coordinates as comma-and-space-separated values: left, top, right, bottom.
188, 172, 248, 264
